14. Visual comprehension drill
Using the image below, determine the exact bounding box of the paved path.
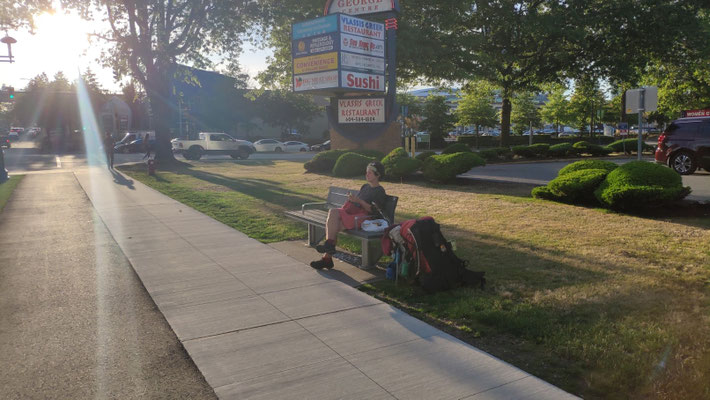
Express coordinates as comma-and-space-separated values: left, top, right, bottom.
0, 172, 216, 399
2, 166, 578, 399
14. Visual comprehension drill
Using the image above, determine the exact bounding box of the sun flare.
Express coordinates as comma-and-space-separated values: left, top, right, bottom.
30, 9, 94, 78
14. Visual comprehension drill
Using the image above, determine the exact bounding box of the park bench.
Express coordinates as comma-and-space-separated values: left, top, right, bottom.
285, 186, 398, 269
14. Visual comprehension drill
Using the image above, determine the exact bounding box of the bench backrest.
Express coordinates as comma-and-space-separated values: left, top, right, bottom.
326, 186, 398, 224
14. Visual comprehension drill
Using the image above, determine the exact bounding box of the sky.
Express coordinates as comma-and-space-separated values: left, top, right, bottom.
0, 5, 273, 93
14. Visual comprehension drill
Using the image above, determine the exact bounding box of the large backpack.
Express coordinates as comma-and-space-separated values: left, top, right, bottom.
383, 217, 485, 293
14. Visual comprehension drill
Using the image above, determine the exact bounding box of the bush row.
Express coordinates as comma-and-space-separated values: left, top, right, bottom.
457, 134, 617, 148
306, 147, 486, 182
531, 160, 691, 210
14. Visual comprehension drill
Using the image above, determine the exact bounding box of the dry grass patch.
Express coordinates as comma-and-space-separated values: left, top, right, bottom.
121, 160, 710, 399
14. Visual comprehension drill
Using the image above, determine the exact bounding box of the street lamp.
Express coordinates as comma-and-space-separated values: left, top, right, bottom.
0, 31, 17, 63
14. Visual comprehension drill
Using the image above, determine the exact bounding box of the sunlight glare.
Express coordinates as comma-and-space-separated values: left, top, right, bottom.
31, 8, 94, 78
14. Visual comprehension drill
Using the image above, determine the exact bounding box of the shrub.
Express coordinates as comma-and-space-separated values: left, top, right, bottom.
441, 143, 472, 155
388, 158, 423, 180
512, 145, 536, 158
304, 149, 349, 173
573, 141, 612, 156
529, 143, 550, 157
382, 147, 422, 179
558, 160, 618, 176
606, 139, 655, 154
548, 143, 574, 157
531, 185, 561, 201
415, 150, 437, 162
594, 161, 692, 210
423, 152, 486, 182
332, 152, 376, 177
547, 168, 610, 203
354, 149, 385, 160
477, 148, 500, 161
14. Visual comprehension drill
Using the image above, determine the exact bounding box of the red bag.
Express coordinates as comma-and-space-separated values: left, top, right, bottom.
342, 200, 361, 215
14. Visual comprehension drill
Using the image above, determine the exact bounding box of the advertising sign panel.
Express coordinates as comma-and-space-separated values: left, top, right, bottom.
340, 52, 385, 73
681, 108, 710, 117
293, 52, 339, 75
292, 14, 338, 39
338, 97, 385, 123
340, 33, 385, 57
292, 34, 339, 58
338, 15, 384, 40
341, 70, 385, 92
294, 70, 339, 92
325, 0, 399, 16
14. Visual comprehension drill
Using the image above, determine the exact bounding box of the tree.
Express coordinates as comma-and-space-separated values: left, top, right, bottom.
540, 84, 572, 133
249, 90, 320, 135
62, 0, 260, 163
511, 93, 541, 137
419, 95, 455, 144
0, 0, 52, 30
568, 77, 606, 135
456, 81, 498, 148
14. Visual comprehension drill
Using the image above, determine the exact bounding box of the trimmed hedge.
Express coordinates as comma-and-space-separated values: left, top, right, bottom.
476, 147, 513, 162
546, 168, 610, 203
558, 160, 619, 176
422, 152, 486, 182
594, 161, 691, 210
304, 149, 384, 173
512, 145, 536, 158
529, 143, 550, 157
548, 142, 574, 157
606, 139, 655, 154
332, 152, 377, 177
382, 147, 422, 179
441, 143, 472, 155
457, 134, 616, 147
573, 141, 613, 156
415, 150, 437, 162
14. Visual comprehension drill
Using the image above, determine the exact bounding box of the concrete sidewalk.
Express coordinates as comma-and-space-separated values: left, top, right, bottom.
72, 166, 577, 399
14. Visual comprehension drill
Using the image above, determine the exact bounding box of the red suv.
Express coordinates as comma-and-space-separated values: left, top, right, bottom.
655, 116, 710, 175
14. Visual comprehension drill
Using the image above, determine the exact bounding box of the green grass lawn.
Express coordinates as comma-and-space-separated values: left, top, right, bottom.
120, 160, 710, 399
0, 175, 23, 213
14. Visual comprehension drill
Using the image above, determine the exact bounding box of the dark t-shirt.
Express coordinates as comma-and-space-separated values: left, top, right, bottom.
357, 183, 387, 216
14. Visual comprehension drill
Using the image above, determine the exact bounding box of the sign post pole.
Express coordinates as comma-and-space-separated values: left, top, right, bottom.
637, 89, 644, 161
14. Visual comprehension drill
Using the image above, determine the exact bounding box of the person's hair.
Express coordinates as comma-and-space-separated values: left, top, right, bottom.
368, 161, 385, 179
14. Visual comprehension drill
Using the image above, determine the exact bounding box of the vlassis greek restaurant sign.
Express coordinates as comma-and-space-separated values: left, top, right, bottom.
324, 0, 399, 16
338, 97, 385, 123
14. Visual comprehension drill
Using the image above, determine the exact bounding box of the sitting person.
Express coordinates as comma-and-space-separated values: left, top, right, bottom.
311, 161, 387, 270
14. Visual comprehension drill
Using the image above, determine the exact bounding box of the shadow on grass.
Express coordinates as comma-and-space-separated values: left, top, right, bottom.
145, 161, 321, 209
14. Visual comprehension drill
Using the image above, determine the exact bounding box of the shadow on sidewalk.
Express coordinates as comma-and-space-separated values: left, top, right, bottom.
110, 169, 135, 190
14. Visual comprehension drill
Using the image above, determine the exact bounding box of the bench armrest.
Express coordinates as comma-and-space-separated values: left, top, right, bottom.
301, 202, 328, 214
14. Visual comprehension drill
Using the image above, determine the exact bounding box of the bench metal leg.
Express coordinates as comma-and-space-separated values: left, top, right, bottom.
307, 224, 325, 247
360, 238, 383, 270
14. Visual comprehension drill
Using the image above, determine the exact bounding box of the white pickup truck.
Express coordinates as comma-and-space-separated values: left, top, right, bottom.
171, 132, 256, 160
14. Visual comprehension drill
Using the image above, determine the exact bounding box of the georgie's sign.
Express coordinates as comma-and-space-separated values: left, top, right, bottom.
325, 0, 399, 16
293, 52, 339, 74
292, 13, 386, 94
338, 97, 385, 123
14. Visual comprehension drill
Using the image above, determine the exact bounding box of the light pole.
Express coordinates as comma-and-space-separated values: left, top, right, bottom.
0, 31, 17, 63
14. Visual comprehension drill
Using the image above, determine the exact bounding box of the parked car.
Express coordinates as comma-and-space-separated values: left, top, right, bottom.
655, 116, 710, 175
8, 131, 19, 142
172, 132, 255, 160
282, 141, 310, 152
253, 139, 286, 152
114, 131, 153, 153
0, 135, 10, 148
310, 140, 331, 152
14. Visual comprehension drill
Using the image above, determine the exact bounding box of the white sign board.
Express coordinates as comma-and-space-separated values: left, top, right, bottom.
341, 70, 385, 92
338, 98, 385, 123
340, 52, 385, 73
293, 70, 339, 92
341, 33, 385, 57
625, 86, 658, 113
338, 15, 384, 40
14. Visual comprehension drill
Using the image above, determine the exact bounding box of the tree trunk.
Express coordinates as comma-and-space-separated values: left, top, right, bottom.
500, 95, 512, 147
145, 67, 177, 164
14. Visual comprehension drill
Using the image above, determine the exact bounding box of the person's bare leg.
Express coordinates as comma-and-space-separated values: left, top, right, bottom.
325, 208, 341, 241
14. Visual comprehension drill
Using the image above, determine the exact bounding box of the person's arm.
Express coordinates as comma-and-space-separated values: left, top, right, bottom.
347, 191, 374, 213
